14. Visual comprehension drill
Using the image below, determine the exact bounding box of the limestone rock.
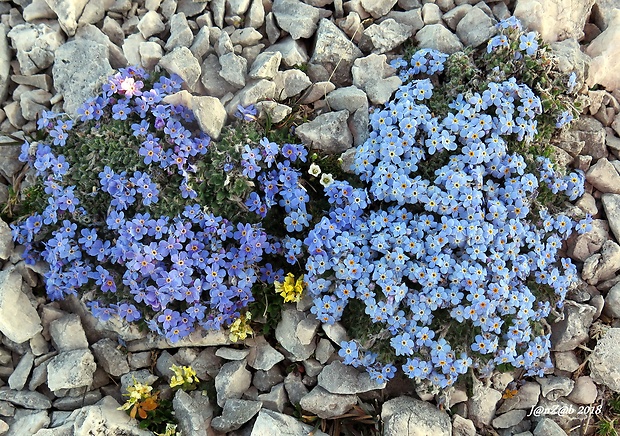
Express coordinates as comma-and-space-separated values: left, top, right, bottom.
7, 351, 34, 391
49, 313, 89, 352
351, 53, 401, 105
165, 13, 193, 51
91, 338, 130, 377
0, 390, 51, 410
137, 10, 165, 39
318, 361, 385, 394
0, 219, 14, 261
533, 417, 569, 436
265, 37, 308, 68
586, 157, 620, 194
200, 54, 237, 98
537, 376, 575, 401
590, 328, 620, 392
581, 240, 620, 284
250, 409, 329, 436
415, 24, 463, 55
295, 110, 352, 154
159, 46, 201, 91
43, 0, 89, 36
567, 376, 598, 404
361, 0, 398, 18
215, 359, 252, 407
551, 301, 597, 351
247, 337, 285, 371
211, 399, 262, 432
382, 396, 451, 436
0, 268, 42, 344
359, 19, 413, 54
191, 95, 227, 139
456, 6, 497, 47
274, 69, 311, 100
47, 349, 97, 392
67, 396, 151, 435
7, 23, 65, 75
587, 10, 620, 90
173, 389, 213, 436
513, 0, 595, 43
272, 0, 320, 40
0, 25, 10, 105
299, 386, 357, 419
310, 18, 363, 86
249, 51, 282, 80
52, 39, 113, 118
468, 382, 502, 427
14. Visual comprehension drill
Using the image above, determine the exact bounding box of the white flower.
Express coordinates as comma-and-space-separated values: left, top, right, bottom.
319, 173, 334, 187
308, 163, 321, 177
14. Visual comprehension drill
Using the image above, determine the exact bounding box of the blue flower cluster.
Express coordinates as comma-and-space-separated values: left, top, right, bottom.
303, 40, 590, 387
12, 68, 271, 342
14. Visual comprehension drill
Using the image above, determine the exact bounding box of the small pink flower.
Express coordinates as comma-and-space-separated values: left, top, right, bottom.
120, 77, 143, 97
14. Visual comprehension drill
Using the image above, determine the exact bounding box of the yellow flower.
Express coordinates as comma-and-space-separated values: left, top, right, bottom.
229, 312, 253, 343
274, 273, 305, 303
118, 378, 159, 419
156, 424, 180, 436
169, 364, 199, 389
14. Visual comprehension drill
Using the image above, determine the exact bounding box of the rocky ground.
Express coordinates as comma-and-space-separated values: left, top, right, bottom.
1, 0, 620, 435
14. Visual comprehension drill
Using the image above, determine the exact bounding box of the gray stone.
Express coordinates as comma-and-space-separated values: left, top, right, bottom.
589, 328, 620, 392
551, 301, 597, 351
201, 54, 238, 98
246, 336, 285, 371
295, 318, 319, 347
0, 219, 13, 261
52, 40, 113, 118
189, 27, 210, 60
215, 359, 251, 407
250, 409, 329, 436
567, 376, 598, 405
514, 0, 595, 43
0, 390, 51, 409
8, 351, 34, 391
299, 386, 357, 419
573, 117, 607, 159
302, 359, 322, 377
91, 338, 130, 377
52, 390, 102, 410
0, 25, 10, 105
65, 396, 151, 435
456, 6, 497, 47
318, 361, 385, 394
173, 389, 213, 436
382, 396, 451, 436
0, 141, 23, 181
452, 414, 476, 436
550, 38, 590, 86
0, 419, 7, 434
255, 101, 292, 123
165, 13, 194, 51
582, 240, 620, 284
605, 282, 620, 318
533, 417, 567, 436
415, 24, 463, 54
155, 350, 178, 379
295, 110, 352, 155
351, 53, 400, 105
122, 33, 146, 66
231, 28, 263, 46
272, 0, 320, 39
139, 41, 163, 70
159, 46, 201, 91
0, 269, 42, 344
192, 95, 227, 139
321, 322, 349, 344
492, 409, 527, 429
537, 376, 575, 401
120, 370, 158, 395
247, 0, 265, 28
467, 382, 502, 427
568, 219, 608, 262
49, 314, 88, 352
443, 4, 472, 29
591, 0, 620, 31
225, 80, 277, 117
315, 338, 335, 364
554, 351, 580, 373
283, 371, 308, 405
4, 102, 26, 129
253, 366, 285, 393
22, 0, 57, 22
422, 3, 443, 24
257, 383, 287, 412
0, 400, 15, 416
359, 19, 413, 54
29, 360, 49, 391
361, 0, 397, 18
602, 193, 620, 243
7, 23, 65, 76
215, 348, 250, 361
249, 51, 282, 80
43, 0, 89, 36
211, 399, 262, 432
137, 10, 165, 39
47, 349, 96, 392
384, 9, 424, 31
6, 409, 49, 435
265, 37, 308, 67
310, 18, 363, 86
274, 69, 312, 100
